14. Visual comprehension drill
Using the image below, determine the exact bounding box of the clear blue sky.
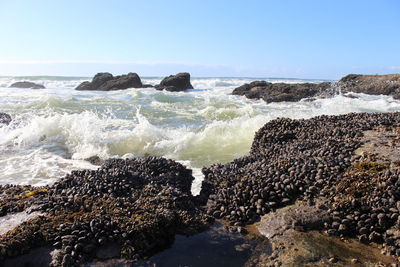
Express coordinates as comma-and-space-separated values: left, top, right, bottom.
0, 0, 399, 79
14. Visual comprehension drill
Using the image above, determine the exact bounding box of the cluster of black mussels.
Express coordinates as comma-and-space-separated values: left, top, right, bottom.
0, 157, 211, 266
200, 112, 400, 255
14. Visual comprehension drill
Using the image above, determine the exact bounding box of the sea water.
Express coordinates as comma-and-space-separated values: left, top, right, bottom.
1, 76, 400, 195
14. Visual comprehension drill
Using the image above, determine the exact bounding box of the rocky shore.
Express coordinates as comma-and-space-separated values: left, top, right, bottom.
0, 157, 211, 266
200, 112, 400, 265
1, 112, 400, 266
232, 74, 400, 103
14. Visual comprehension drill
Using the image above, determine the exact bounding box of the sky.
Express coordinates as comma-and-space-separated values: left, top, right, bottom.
0, 0, 399, 79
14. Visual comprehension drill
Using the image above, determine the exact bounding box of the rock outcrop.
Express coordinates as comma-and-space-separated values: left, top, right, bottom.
155, 72, 193, 92
200, 112, 400, 259
232, 74, 400, 103
339, 74, 400, 99
0, 112, 11, 125
232, 81, 331, 103
0, 157, 211, 266
9, 81, 45, 89
75, 72, 143, 91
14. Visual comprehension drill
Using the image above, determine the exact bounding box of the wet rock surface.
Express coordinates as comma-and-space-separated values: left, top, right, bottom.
0, 113, 11, 125
75, 73, 143, 91
9, 81, 45, 89
257, 202, 330, 239
255, 228, 395, 266
200, 112, 400, 261
231, 80, 331, 103
255, 202, 396, 266
87, 222, 270, 267
155, 72, 193, 92
0, 157, 211, 266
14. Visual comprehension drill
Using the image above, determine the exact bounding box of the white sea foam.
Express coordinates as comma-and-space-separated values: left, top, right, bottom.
0, 76, 399, 194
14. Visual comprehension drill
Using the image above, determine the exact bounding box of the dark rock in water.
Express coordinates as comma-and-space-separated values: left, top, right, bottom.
0, 112, 11, 125
75, 72, 143, 91
155, 72, 193, 92
9, 81, 45, 89
339, 74, 400, 97
233, 74, 400, 103
232, 81, 331, 103
0, 157, 211, 265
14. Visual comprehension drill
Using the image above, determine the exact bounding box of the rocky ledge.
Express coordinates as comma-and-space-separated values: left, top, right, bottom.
0, 157, 211, 266
9, 81, 45, 89
200, 112, 400, 262
232, 73, 400, 103
339, 74, 400, 99
0, 113, 11, 125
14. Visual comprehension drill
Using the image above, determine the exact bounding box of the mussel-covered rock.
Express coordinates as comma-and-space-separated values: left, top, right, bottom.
0, 157, 211, 265
200, 113, 400, 242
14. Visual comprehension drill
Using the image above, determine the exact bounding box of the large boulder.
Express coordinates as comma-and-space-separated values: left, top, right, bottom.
0, 112, 11, 125
9, 81, 45, 89
76, 72, 143, 91
232, 81, 331, 103
155, 72, 193, 92
339, 74, 400, 99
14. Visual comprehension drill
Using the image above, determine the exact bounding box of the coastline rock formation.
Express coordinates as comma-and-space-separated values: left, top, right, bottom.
0, 157, 211, 266
75, 72, 144, 91
155, 72, 193, 92
339, 74, 400, 99
9, 81, 45, 89
0, 113, 11, 125
200, 112, 400, 259
232, 73, 400, 103
2, 112, 400, 265
232, 81, 331, 103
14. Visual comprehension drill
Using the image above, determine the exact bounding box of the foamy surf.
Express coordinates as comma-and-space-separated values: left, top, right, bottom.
1, 76, 400, 194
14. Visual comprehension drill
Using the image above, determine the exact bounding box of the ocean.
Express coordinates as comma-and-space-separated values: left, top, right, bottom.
1, 76, 399, 195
